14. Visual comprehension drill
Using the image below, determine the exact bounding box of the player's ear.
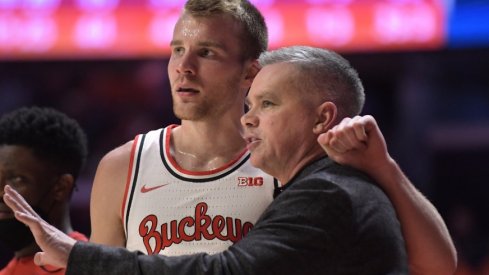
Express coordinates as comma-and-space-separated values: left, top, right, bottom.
313, 101, 337, 135
52, 174, 75, 201
242, 60, 261, 88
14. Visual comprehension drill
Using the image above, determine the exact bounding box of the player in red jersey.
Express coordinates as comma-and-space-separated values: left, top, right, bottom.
0, 107, 88, 275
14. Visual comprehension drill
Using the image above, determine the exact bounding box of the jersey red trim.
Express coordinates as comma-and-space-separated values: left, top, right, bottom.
121, 135, 140, 224
164, 125, 248, 176
69, 231, 89, 242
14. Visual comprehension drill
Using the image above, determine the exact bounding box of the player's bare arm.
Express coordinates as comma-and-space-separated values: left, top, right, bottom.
318, 115, 457, 275
89, 141, 133, 247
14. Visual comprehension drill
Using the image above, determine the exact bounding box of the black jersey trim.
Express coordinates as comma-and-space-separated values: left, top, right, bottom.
125, 134, 146, 238
159, 129, 250, 183
273, 178, 282, 198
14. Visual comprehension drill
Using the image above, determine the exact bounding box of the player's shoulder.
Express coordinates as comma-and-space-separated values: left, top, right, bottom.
105, 140, 133, 162
97, 128, 165, 174
97, 140, 134, 175
91, 140, 135, 191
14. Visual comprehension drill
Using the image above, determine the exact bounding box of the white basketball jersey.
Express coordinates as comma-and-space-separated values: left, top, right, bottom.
122, 125, 277, 256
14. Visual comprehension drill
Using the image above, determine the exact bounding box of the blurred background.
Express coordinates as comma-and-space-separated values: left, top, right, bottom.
1, 0, 488, 273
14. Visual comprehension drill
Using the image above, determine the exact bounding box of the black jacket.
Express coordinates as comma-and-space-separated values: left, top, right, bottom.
68, 157, 408, 275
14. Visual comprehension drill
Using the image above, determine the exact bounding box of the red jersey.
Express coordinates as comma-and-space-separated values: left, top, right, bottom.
0, 231, 87, 275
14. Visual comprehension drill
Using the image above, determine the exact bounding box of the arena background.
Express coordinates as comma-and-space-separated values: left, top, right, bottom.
1, 0, 488, 273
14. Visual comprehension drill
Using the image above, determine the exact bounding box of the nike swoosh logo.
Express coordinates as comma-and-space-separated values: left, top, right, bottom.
140, 184, 170, 193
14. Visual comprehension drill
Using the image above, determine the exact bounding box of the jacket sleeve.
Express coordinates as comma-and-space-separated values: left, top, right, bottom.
67, 177, 406, 275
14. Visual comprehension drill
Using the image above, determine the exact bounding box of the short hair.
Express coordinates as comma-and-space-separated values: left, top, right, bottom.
258, 46, 365, 119
184, 0, 268, 60
0, 106, 88, 180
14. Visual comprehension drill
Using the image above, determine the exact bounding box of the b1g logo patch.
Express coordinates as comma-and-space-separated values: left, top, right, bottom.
237, 177, 263, 187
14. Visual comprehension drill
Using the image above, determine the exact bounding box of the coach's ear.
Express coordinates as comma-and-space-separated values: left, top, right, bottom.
313, 101, 337, 134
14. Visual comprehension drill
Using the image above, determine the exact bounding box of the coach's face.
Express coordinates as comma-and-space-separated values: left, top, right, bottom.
241, 63, 332, 184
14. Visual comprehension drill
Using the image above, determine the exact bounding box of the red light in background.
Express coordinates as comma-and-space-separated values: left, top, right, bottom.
0, 1, 445, 60
74, 14, 117, 49
149, 13, 179, 49
306, 7, 355, 46
373, 3, 438, 44
262, 8, 285, 48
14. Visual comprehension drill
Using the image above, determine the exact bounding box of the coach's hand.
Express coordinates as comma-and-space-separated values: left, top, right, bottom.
3, 185, 75, 268
318, 115, 394, 179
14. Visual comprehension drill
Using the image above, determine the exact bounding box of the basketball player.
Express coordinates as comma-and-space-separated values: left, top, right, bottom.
89, 0, 275, 256
0, 107, 88, 275
87, 0, 455, 273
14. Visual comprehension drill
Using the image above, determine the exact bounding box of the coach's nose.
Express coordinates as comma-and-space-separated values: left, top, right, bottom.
241, 107, 259, 129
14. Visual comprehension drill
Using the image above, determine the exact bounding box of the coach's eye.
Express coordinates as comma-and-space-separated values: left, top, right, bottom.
261, 100, 274, 108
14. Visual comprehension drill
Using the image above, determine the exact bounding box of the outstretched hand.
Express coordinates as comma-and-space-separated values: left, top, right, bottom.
3, 185, 75, 268
318, 115, 393, 176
